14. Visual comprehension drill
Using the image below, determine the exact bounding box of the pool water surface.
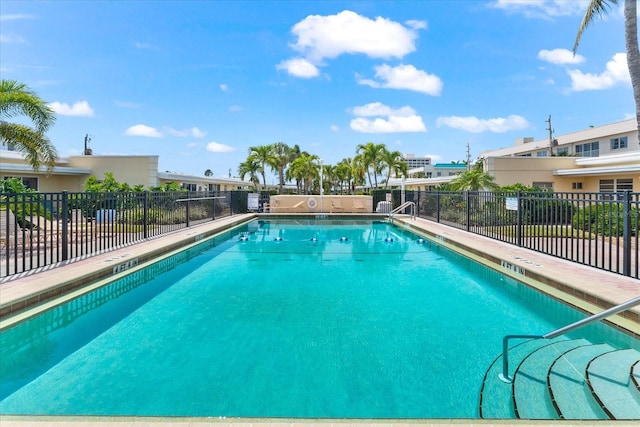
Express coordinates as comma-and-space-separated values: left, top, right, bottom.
0, 219, 636, 418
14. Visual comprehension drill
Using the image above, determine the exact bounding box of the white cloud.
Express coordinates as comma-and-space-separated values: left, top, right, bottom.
488, 0, 587, 18
349, 102, 426, 133
166, 127, 206, 138
0, 34, 26, 44
220, 84, 228, 91
279, 10, 423, 77
276, 57, 320, 78
134, 41, 157, 50
330, 124, 339, 131
206, 141, 235, 153
357, 64, 443, 95
48, 101, 94, 117
125, 124, 163, 138
538, 48, 585, 65
436, 115, 530, 133
568, 53, 630, 91
0, 14, 34, 21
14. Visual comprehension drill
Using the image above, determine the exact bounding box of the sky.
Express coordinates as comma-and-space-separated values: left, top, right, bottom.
0, 0, 634, 184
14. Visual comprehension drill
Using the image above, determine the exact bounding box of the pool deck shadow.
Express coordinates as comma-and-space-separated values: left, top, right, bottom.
1, 213, 639, 427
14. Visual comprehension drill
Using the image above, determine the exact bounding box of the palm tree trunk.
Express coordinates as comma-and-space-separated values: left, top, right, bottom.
625, 0, 640, 139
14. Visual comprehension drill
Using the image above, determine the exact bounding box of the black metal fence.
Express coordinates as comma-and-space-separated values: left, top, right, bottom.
411, 190, 639, 279
1, 190, 240, 278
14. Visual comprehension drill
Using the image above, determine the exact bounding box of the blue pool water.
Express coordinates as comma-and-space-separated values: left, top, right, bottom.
0, 219, 636, 418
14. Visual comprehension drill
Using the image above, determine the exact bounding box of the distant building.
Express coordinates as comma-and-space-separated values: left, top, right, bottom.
402, 154, 431, 169
0, 150, 253, 192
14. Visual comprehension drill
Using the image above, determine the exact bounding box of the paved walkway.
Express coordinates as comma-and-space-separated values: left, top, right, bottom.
1, 214, 639, 427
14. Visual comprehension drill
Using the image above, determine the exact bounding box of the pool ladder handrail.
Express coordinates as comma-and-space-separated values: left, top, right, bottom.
499, 294, 640, 383
388, 201, 416, 222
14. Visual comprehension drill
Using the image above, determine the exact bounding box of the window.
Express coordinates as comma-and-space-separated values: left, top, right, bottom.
599, 178, 633, 199
556, 147, 569, 156
533, 182, 553, 190
536, 151, 548, 157
181, 183, 197, 191
575, 141, 599, 157
518, 153, 532, 157
572, 182, 583, 190
610, 136, 628, 150
2, 176, 38, 190
426, 172, 432, 178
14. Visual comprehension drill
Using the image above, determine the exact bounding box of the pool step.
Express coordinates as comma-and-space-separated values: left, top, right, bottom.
548, 343, 613, 419
478, 337, 564, 419
513, 338, 589, 419
479, 340, 640, 420
586, 348, 640, 419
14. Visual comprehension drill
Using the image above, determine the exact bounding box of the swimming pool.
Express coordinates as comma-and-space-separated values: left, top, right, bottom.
0, 218, 637, 418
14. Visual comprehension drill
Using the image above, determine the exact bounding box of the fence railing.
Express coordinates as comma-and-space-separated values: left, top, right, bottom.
1, 190, 239, 279
413, 190, 639, 279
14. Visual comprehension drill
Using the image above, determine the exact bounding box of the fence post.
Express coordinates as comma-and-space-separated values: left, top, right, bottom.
436, 190, 441, 223
516, 191, 523, 247
623, 190, 631, 277
143, 191, 149, 239
466, 191, 471, 232
186, 193, 191, 227
61, 191, 69, 261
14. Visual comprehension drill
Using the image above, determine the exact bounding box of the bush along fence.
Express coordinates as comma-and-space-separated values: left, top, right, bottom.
0, 190, 243, 278
410, 190, 639, 279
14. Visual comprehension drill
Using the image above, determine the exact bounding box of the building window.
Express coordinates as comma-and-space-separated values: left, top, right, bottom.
572, 182, 583, 190
533, 182, 553, 190
536, 151, 548, 157
426, 172, 432, 178
181, 183, 197, 191
599, 178, 633, 199
518, 153, 532, 157
575, 141, 599, 157
2, 176, 38, 190
555, 147, 569, 156
610, 136, 628, 150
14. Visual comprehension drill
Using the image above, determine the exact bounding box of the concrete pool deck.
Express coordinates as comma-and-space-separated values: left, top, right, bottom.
1, 213, 639, 426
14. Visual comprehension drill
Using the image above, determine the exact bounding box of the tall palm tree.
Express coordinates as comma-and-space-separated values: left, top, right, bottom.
238, 158, 260, 191
380, 149, 408, 189
449, 162, 499, 191
335, 158, 354, 194
248, 145, 276, 190
288, 153, 319, 194
0, 80, 58, 171
574, 0, 640, 136
270, 141, 291, 194
355, 142, 385, 189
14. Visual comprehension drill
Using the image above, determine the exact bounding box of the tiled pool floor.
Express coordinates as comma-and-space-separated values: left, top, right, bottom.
1, 214, 639, 427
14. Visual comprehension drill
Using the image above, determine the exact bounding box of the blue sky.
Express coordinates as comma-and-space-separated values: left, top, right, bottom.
1, 0, 634, 183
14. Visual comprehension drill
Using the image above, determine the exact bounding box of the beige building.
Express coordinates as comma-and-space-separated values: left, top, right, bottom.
480, 118, 640, 192
0, 150, 252, 192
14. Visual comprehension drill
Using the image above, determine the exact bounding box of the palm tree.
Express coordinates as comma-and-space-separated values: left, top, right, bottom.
449, 162, 499, 191
574, 0, 640, 136
0, 80, 58, 171
355, 142, 385, 189
288, 153, 319, 194
248, 145, 276, 190
270, 141, 291, 194
380, 149, 408, 189
204, 169, 213, 177
238, 158, 260, 191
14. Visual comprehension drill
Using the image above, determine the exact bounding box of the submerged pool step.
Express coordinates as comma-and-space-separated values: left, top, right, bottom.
478, 338, 563, 419
587, 348, 640, 420
547, 343, 613, 419
513, 338, 589, 419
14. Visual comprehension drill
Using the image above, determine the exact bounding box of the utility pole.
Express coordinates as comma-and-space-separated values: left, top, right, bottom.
546, 115, 554, 156
466, 143, 471, 170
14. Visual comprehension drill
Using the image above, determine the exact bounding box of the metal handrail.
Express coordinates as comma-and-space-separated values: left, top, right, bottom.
499, 295, 640, 383
389, 201, 416, 221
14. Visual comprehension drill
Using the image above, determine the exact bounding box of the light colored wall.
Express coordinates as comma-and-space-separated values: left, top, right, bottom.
69, 155, 159, 188
269, 195, 373, 213
484, 157, 576, 188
